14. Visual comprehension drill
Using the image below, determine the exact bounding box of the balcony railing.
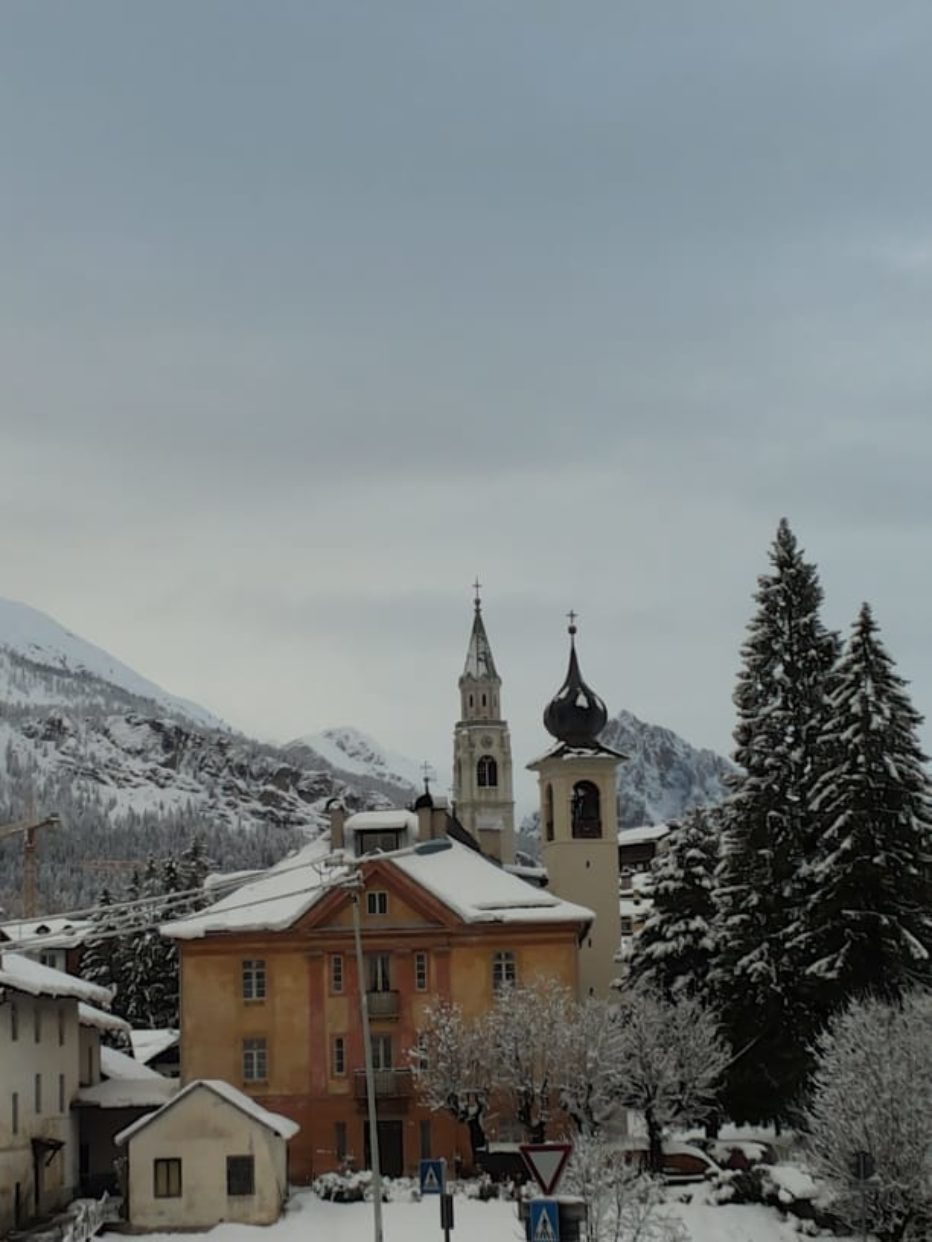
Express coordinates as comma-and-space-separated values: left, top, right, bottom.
354, 1069, 413, 1099
366, 990, 400, 1020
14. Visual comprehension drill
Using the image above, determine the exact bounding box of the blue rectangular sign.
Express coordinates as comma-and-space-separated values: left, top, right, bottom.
419, 1158, 446, 1195
529, 1199, 560, 1242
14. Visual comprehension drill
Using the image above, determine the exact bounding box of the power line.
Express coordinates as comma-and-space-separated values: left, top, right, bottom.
5, 853, 356, 954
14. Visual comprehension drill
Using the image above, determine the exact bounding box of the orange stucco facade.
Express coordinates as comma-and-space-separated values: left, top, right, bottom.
178, 858, 583, 1182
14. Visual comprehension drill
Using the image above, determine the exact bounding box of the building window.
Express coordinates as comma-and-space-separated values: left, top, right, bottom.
492, 951, 516, 991
242, 959, 267, 1001
34, 1073, 42, 1114
11, 1092, 18, 1135
366, 891, 388, 916
34, 1008, 41, 1044
414, 951, 429, 991
331, 1036, 346, 1076
545, 784, 554, 842
154, 1158, 182, 1198
10, 1002, 17, 1041
621, 916, 633, 936
243, 1038, 268, 1082
58, 1073, 65, 1113
335, 1121, 347, 1163
372, 1035, 392, 1070
367, 954, 391, 993
226, 1155, 255, 1196
330, 954, 344, 994
477, 754, 498, 788
571, 780, 602, 839
412, 1031, 429, 1071
58, 1007, 65, 1047
420, 1119, 432, 1160
355, 830, 401, 857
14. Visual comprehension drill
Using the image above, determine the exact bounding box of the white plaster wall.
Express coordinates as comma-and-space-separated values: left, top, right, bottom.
125, 1087, 288, 1229
0, 992, 81, 1232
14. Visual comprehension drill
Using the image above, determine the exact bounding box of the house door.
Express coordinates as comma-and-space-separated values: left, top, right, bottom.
364, 1120, 404, 1179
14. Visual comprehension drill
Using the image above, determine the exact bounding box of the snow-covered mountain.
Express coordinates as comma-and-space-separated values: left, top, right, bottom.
602, 709, 733, 829
0, 596, 732, 914
0, 600, 414, 915
287, 726, 432, 794
0, 598, 226, 730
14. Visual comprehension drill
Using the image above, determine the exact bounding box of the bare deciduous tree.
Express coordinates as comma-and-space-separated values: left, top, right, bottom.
806, 993, 932, 1242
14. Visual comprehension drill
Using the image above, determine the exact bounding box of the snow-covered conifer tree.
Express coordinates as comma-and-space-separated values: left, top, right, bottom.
797, 604, 932, 1007
714, 519, 839, 1126
627, 808, 718, 1002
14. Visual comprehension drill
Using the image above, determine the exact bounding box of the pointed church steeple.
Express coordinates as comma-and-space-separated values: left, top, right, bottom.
453, 582, 515, 864
462, 597, 498, 681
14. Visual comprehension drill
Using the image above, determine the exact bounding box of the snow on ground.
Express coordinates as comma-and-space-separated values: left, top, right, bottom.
100, 1185, 861, 1242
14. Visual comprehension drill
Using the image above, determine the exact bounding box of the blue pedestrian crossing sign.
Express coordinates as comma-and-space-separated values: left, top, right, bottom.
419, 1158, 446, 1195
529, 1199, 560, 1242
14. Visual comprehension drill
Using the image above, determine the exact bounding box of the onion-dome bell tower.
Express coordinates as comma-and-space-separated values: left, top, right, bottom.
453, 582, 515, 865
528, 615, 624, 997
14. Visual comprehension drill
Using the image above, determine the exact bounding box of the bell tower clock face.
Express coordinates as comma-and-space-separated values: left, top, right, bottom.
481, 734, 494, 747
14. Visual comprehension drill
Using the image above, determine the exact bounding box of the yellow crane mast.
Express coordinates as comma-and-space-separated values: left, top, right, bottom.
0, 814, 61, 918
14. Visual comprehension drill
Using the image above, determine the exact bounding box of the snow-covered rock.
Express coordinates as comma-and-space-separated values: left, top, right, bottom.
601, 709, 732, 829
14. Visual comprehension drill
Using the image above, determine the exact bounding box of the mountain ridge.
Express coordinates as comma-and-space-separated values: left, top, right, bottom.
0, 597, 732, 913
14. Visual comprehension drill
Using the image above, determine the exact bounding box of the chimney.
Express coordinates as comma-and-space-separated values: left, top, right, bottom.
328, 799, 346, 851
416, 803, 433, 843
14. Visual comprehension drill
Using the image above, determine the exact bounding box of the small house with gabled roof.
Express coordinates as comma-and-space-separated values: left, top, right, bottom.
115, 1078, 297, 1229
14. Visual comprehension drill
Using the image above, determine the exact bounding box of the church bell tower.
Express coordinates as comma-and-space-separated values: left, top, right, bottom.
528, 617, 624, 997
452, 584, 515, 865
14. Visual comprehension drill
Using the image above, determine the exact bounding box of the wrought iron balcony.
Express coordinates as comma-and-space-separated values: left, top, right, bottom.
354, 1068, 413, 1099
366, 989, 400, 1020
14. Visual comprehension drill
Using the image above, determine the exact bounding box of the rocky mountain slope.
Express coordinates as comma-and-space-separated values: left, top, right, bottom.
0, 600, 418, 916
602, 709, 733, 829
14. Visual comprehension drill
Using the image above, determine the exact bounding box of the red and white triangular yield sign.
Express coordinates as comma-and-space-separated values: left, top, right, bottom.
519, 1143, 572, 1196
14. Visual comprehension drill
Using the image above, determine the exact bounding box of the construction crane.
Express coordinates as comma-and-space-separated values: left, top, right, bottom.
0, 814, 61, 919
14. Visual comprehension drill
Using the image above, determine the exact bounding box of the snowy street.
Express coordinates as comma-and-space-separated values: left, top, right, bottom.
100, 1186, 862, 1242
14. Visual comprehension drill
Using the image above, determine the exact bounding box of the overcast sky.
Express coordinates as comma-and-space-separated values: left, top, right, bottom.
3, 3, 932, 804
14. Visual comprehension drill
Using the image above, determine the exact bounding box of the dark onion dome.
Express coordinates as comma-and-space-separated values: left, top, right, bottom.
543, 622, 608, 747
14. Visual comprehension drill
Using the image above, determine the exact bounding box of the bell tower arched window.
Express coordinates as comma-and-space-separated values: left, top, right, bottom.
477, 755, 498, 788
571, 780, 602, 838
544, 784, 554, 842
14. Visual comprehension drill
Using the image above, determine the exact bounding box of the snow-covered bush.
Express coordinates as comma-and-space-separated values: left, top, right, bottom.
806, 993, 932, 1242
563, 1132, 685, 1242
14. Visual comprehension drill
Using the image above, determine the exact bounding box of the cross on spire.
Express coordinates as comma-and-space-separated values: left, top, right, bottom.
421, 761, 435, 793
473, 577, 482, 611
567, 609, 578, 636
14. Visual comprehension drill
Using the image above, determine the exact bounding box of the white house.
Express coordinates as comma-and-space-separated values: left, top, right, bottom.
115, 1079, 298, 1230
0, 951, 114, 1234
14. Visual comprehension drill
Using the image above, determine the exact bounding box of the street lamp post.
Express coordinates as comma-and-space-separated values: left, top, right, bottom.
322, 836, 452, 1242
350, 879, 384, 1242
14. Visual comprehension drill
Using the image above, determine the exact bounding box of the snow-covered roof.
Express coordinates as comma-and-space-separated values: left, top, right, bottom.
102, 1046, 164, 1082
392, 839, 594, 926
344, 809, 419, 835
79, 1002, 130, 1034
0, 916, 94, 949
77, 1048, 178, 1109
618, 823, 671, 846
0, 951, 113, 1007
527, 738, 626, 767
130, 1028, 180, 1064
163, 837, 593, 940
115, 1078, 300, 1145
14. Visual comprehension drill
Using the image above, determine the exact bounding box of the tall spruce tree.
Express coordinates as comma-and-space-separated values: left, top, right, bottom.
714, 519, 839, 1126
628, 807, 718, 1002
796, 603, 932, 1007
